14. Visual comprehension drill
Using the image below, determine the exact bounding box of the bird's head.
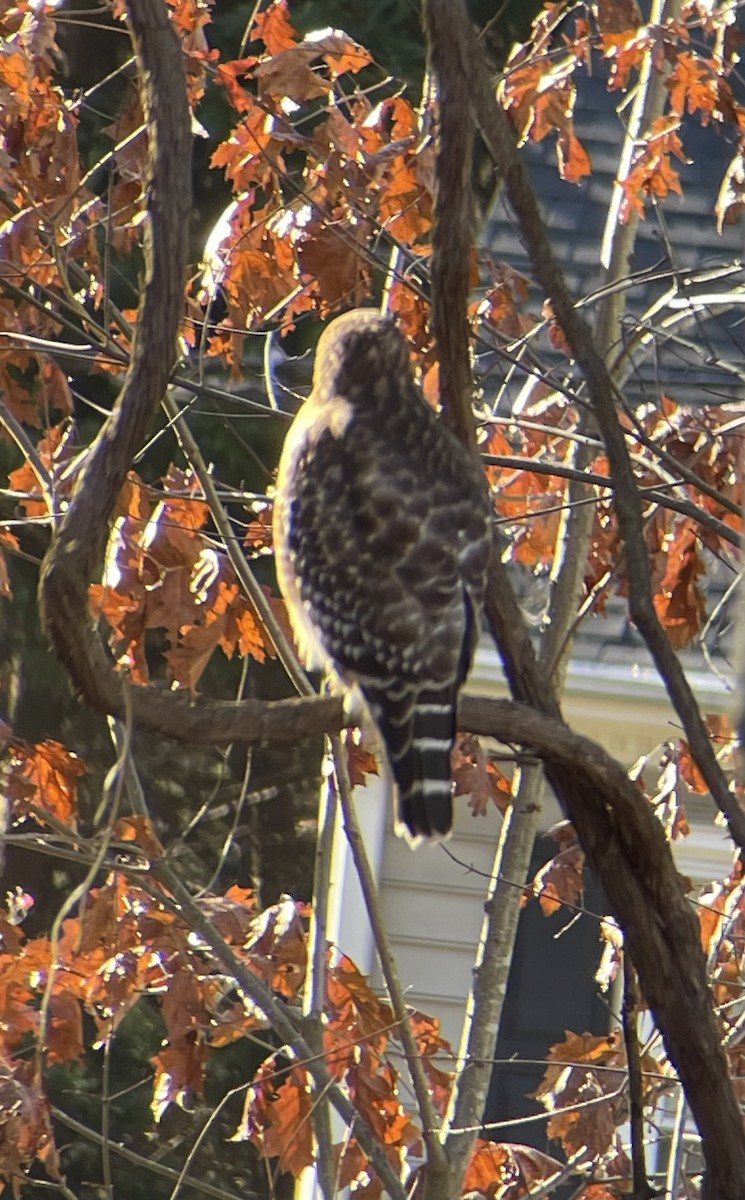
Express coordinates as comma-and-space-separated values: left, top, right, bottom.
311, 308, 414, 411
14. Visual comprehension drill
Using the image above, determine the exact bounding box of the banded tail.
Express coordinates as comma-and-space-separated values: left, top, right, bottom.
362, 684, 456, 841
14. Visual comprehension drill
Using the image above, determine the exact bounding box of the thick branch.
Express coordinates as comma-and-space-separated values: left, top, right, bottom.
483, 555, 745, 1200
150, 860, 407, 1200
442, 4, 745, 1192
460, 2, 745, 852
38, 0, 192, 698
424, 0, 477, 448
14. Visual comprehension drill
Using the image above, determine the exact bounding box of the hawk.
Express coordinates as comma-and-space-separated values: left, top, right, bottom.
273, 309, 492, 841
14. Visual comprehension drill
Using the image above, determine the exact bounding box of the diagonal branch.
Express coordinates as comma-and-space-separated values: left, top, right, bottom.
424, 0, 477, 449
331, 736, 450, 1195
38, 0, 192, 705
460, 4, 745, 852
441, 6, 745, 1199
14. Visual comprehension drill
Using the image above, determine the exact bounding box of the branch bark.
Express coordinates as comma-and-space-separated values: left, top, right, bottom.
443, 6, 745, 1197
423, 14, 550, 1191
424, 0, 477, 449
460, 0, 745, 853
38, 0, 193, 703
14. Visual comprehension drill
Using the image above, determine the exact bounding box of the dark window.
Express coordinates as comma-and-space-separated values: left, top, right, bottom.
484, 835, 610, 1154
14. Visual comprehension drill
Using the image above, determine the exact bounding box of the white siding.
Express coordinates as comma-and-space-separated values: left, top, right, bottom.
360, 646, 735, 1048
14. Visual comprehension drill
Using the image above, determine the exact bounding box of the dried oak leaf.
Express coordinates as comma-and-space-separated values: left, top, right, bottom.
530, 842, 585, 917
245, 896, 306, 999
298, 218, 372, 313
236, 1060, 313, 1178
378, 154, 432, 244
47, 989, 84, 1064
452, 733, 512, 817
0, 1058, 59, 1192
620, 117, 689, 222
652, 518, 706, 649
114, 814, 165, 861
347, 1054, 420, 1151
557, 126, 592, 183
3, 738, 85, 830
346, 735, 380, 788
251, 0, 297, 55
532, 1031, 626, 1159
198, 885, 257, 944
326, 952, 393, 1060
152, 1034, 209, 1122
464, 1138, 563, 1199
408, 1009, 455, 1117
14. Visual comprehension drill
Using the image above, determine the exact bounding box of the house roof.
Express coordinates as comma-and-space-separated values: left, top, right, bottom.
480, 68, 742, 689
482, 70, 745, 411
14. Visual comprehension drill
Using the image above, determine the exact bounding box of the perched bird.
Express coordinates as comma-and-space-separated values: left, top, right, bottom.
273, 309, 492, 841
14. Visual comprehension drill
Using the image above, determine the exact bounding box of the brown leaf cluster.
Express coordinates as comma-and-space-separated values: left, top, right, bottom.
1, 734, 85, 831
525, 823, 586, 918
202, 0, 436, 369
532, 1030, 657, 1164
629, 741, 692, 841
229, 947, 459, 1192
452, 733, 513, 818
88, 468, 276, 689
463, 1139, 563, 1200
698, 859, 745, 1046
0, 850, 457, 1190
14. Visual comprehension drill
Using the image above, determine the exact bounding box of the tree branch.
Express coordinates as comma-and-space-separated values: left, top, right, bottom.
424, 0, 477, 448
38, 0, 192, 704
441, 6, 745, 1198
460, 1, 745, 852
331, 735, 450, 1197
622, 961, 654, 1200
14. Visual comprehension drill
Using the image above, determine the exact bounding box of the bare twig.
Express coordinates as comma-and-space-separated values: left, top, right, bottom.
622, 961, 654, 1200
664, 1087, 689, 1200
331, 735, 449, 1195
52, 1107, 256, 1200
463, 1, 744, 853
442, 6, 745, 1197
303, 767, 336, 1200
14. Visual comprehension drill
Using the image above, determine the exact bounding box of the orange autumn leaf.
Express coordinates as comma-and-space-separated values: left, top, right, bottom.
676, 740, 709, 795
47, 990, 84, 1064
529, 842, 586, 917
152, 1036, 209, 1122
298, 220, 372, 312
236, 1063, 313, 1177
114, 815, 165, 860
346, 738, 380, 788
250, 0, 297, 54
464, 1138, 563, 1198
652, 518, 706, 649
557, 127, 592, 183
378, 156, 432, 243
3, 739, 85, 829
620, 117, 690, 221
0, 1058, 60, 1187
